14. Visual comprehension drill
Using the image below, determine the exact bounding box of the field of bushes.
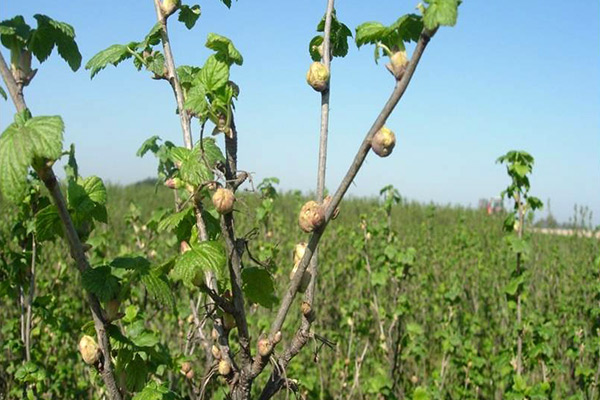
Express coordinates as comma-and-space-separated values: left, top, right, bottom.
1, 181, 598, 399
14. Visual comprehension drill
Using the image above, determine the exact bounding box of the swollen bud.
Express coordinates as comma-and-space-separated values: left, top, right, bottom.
160, 0, 180, 17
79, 335, 100, 365
386, 51, 409, 80
212, 188, 235, 215
218, 359, 232, 376
257, 338, 272, 357
291, 243, 311, 293
298, 201, 325, 233
306, 62, 330, 92
165, 177, 184, 189
371, 127, 396, 157
273, 331, 282, 344
181, 361, 192, 373
301, 301, 312, 317
211, 345, 222, 360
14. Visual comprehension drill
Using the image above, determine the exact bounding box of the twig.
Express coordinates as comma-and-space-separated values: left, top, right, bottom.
258, 27, 437, 399
0, 50, 123, 400
0, 52, 26, 111
152, 0, 193, 149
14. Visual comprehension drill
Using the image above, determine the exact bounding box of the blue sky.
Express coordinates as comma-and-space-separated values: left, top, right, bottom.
1, 1, 599, 225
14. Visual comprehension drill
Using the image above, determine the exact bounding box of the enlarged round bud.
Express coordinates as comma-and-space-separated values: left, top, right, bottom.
165, 177, 184, 189
211, 345, 222, 360
161, 0, 180, 17
185, 369, 195, 380
181, 361, 192, 373
371, 127, 396, 157
301, 301, 312, 317
410, 375, 419, 384
257, 338, 272, 357
105, 299, 121, 322
298, 201, 325, 233
322, 195, 340, 220
212, 188, 235, 214
386, 51, 409, 79
79, 335, 100, 365
306, 62, 330, 92
273, 331, 282, 344
218, 359, 232, 376
180, 241, 191, 254
223, 313, 236, 331
293, 242, 307, 267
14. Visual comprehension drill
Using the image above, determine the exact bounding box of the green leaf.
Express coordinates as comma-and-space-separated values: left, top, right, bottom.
309, 35, 324, 61
315, 11, 352, 58
143, 23, 162, 48
111, 256, 151, 272
85, 44, 134, 79
124, 354, 148, 392
137, 135, 161, 157
198, 55, 229, 92
141, 269, 175, 309
178, 5, 201, 30
0, 85, 6, 100
131, 331, 159, 348
35, 205, 62, 241
132, 381, 178, 400
183, 84, 209, 117
355, 22, 387, 48
412, 387, 430, 400
146, 51, 165, 76
0, 16, 31, 50
241, 267, 278, 308
29, 15, 82, 71
0, 115, 64, 203
423, 0, 459, 30
157, 207, 193, 233
81, 176, 107, 205
171, 241, 226, 286
81, 265, 120, 302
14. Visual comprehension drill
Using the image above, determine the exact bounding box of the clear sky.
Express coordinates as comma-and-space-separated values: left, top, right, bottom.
1, 1, 599, 225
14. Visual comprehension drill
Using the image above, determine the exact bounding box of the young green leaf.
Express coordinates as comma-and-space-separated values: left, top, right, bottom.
423, 0, 459, 31
81, 265, 120, 302
35, 204, 62, 241
198, 55, 229, 92
85, 44, 136, 79
178, 5, 201, 29
205, 33, 243, 66
241, 267, 278, 308
0, 85, 7, 100
0, 115, 63, 203
28, 15, 82, 71
171, 240, 226, 286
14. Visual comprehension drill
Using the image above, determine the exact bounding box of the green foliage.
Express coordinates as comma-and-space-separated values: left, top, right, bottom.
0, 14, 82, 71
309, 10, 353, 61
171, 240, 226, 287
241, 267, 277, 308
0, 113, 63, 203
423, 0, 460, 31
178, 5, 201, 30
355, 14, 423, 63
